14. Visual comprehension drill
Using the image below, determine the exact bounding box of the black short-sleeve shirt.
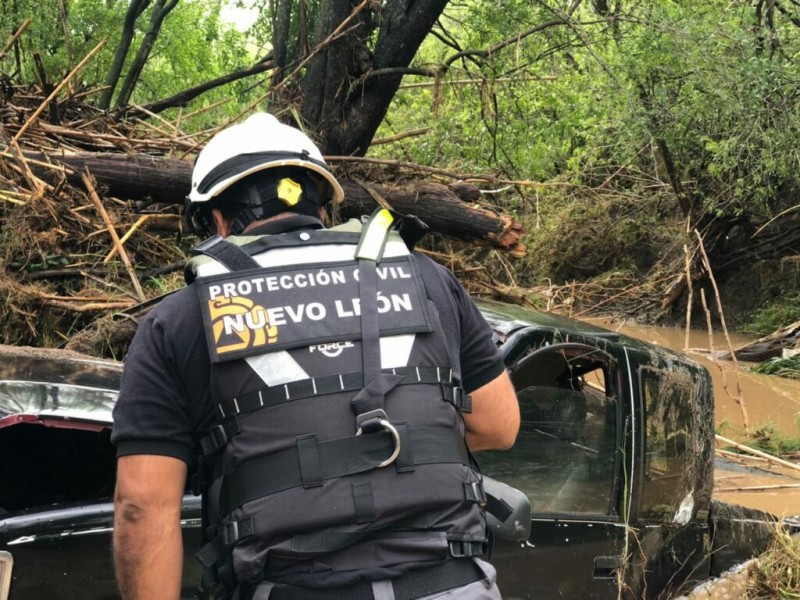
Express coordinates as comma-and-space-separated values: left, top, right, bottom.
111, 227, 504, 465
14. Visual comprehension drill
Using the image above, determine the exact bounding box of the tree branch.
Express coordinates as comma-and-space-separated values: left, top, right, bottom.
100, 0, 150, 110
124, 59, 275, 117
115, 0, 179, 108
444, 18, 569, 67
271, 0, 293, 87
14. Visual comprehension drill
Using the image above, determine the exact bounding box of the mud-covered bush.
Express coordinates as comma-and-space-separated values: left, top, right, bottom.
518, 192, 676, 285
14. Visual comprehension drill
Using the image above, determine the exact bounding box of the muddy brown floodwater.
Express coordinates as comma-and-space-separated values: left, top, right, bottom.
589, 318, 800, 517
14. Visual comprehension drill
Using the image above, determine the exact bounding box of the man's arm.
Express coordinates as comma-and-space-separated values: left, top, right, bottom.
462, 369, 519, 452
114, 454, 188, 600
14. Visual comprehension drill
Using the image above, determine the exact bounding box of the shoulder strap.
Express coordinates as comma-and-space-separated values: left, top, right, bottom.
192, 235, 261, 272
350, 209, 404, 432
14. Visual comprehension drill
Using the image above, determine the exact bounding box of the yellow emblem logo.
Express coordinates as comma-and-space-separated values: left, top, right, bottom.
277, 177, 303, 207
209, 296, 278, 355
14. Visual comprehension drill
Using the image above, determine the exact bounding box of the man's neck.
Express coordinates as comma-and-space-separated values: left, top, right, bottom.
241, 214, 325, 236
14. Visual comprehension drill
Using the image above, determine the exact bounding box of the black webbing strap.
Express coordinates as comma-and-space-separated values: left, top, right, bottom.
393, 559, 484, 599
352, 481, 377, 523
393, 422, 415, 472
218, 427, 470, 516
200, 367, 467, 456
266, 559, 485, 600
486, 492, 513, 523
351, 257, 387, 419
351, 209, 396, 424
297, 434, 324, 488
192, 236, 261, 272
215, 367, 455, 417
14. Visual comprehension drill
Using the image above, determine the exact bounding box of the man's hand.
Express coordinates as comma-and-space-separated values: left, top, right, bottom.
463, 370, 520, 451
114, 454, 187, 600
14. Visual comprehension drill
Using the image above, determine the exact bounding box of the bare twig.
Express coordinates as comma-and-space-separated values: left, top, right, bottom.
717, 483, 800, 492
353, 178, 393, 211
12, 40, 106, 143
751, 203, 800, 238
371, 128, 432, 146
683, 242, 693, 351
42, 300, 136, 312
104, 215, 151, 263
695, 229, 749, 430
82, 168, 146, 301
0, 19, 31, 60
39, 293, 122, 302
716, 434, 800, 475
717, 448, 771, 463
699, 287, 745, 430
0, 126, 47, 196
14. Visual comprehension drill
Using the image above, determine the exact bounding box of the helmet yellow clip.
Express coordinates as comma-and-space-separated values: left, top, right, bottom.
277, 177, 303, 207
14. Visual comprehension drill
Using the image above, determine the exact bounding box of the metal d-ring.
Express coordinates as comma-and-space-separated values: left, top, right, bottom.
356, 419, 401, 468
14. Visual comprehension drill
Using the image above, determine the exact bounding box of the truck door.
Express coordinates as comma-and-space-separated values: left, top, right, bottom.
480, 334, 634, 599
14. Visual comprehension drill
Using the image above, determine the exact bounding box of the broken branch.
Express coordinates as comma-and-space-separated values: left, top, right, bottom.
82, 169, 146, 301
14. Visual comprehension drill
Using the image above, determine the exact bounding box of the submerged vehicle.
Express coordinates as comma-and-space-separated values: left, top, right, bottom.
0, 299, 792, 599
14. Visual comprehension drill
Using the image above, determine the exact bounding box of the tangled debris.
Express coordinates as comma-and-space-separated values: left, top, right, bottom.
0, 75, 532, 357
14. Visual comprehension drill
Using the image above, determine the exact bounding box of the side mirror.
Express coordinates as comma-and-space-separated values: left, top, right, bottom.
483, 476, 531, 541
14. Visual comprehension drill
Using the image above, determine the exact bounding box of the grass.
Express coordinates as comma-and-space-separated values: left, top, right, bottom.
745, 294, 800, 337
753, 355, 800, 380
746, 422, 800, 457
746, 521, 800, 599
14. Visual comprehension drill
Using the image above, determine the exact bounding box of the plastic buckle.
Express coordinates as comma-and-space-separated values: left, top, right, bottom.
210, 424, 228, 448
453, 387, 472, 413
467, 481, 487, 506
222, 521, 239, 546
448, 540, 485, 558
443, 385, 472, 413
355, 409, 388, 434
200, 423, 229, 456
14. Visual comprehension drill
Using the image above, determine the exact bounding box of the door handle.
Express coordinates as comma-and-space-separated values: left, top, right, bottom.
593, 555, 621, 579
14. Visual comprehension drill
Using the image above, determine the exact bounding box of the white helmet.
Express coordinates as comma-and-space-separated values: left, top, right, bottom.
187, 112, 344, 205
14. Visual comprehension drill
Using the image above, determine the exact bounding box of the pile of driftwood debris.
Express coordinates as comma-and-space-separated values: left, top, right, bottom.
0, 79, 526, 357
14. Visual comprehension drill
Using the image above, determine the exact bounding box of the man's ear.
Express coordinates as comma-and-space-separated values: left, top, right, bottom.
211, 209, 230, 237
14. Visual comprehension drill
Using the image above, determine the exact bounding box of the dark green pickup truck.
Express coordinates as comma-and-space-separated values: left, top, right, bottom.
0, 299, 795, 599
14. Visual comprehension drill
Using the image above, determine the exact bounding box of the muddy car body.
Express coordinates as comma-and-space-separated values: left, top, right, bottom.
0, 300, 785, 599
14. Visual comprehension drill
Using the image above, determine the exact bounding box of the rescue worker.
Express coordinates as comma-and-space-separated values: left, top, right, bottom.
111, 113, 520, 600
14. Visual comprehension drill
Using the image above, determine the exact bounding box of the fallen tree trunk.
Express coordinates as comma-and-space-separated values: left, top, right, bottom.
339, 180, 524, 254
31, 152, 525, 254
719, 320, 800, 362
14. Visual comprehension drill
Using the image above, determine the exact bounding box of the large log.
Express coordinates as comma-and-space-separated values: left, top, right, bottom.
33, 152, 525, 254
43, 152, 191, 205
339, 180, 524, 254
719, 320, 800, 362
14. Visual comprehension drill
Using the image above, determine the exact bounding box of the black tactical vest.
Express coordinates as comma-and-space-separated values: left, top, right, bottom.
188, 214, 487, 596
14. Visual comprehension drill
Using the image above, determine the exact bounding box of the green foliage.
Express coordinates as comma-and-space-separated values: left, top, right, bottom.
748, 520, 800, 599
0, 0, 126, 84
0, 0, 256, 126
746, 294, 800, 336
376, 1, 800, 222
746, 422, 800, 455
6, 0, 800, 310
752, 355, 800, 380
519, 192, 662, 284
